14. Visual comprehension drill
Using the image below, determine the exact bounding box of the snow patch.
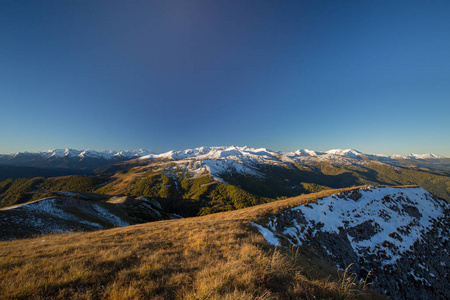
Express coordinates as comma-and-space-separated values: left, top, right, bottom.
93, 204, 130, 227
264, 187, 449, 266
250, 222, 280, 246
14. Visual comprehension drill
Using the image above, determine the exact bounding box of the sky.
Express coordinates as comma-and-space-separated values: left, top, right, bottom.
1, 0, 449, 156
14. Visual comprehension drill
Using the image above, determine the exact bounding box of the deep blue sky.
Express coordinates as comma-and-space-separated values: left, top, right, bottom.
1, 0, 449, 155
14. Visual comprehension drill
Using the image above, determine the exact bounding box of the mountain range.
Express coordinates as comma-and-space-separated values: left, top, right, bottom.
0, 149, 153, 175
0, 146, 446, 165
1, 146, 449, 181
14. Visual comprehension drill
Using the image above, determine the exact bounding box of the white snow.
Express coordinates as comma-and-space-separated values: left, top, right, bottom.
135, 146, 448, 183
288, 149, 322, 157
325, 149, 363, 159
3, 198, 104, 229
260, 187, 449, 266
0, 197, 139, 232
93, 204, 130, 227
18, 198, 63, 215
251, 222, 280, 246
404, 153, 444, 160
139, 146, 275, 181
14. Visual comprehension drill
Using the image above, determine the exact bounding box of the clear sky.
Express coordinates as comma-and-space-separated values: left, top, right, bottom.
1, 0, 449, 155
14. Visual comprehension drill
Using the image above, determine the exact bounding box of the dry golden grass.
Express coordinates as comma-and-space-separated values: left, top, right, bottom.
101, 173, 142, 195
0, 186, 391, 299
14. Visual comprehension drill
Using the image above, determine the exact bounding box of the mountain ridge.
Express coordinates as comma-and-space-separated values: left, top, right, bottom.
251, 186, 450, 300
1, 146, 447, 160
4, 148, 153, 160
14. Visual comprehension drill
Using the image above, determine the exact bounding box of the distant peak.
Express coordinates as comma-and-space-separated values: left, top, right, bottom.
292, 149, 319, 156
405, 153, 444, 160
324, 149, 363, 159
326, 148, 361, 154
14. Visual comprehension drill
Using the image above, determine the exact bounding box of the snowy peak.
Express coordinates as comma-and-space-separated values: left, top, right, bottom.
325, 149, 364, 158
404, 153, 444, 160
284, 148, 364, 158
42, 148, 81, 158
137, 146, 285, 183
0, 149, 156, 173
288, 149, 321, 157
140, 146, 280, 162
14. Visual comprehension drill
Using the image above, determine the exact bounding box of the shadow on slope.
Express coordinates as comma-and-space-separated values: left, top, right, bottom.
0, 195, 168, 240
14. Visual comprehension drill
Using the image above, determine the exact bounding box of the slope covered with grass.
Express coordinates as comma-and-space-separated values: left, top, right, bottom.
0, 176, 111, 208
0, 187, 384, 300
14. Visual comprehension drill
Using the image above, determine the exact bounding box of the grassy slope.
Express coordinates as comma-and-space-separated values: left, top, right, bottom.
0, 187, 385, 300
99, 172, 272, 217
0, 177, 44, 207
0, 175, 110, 208
367, 163, 450, 200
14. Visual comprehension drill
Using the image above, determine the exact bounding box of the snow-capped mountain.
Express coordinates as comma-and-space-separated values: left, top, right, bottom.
138, 145, 447, 162
2, 146, 445, 162
252, 186, 450, 300
138, 146, 273, 160
8, 148, 153, 160
403, 153, 445, 160
133, 146, 447, 183
0, 148, 154, 172
1, 146, 446, 165
1, 146, 448, 184
287, 149, 321, 156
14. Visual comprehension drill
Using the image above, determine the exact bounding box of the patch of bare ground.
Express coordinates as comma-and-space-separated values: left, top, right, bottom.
0, 186, 390, 299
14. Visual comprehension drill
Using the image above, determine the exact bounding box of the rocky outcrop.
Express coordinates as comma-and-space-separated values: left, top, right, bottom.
256, 187, 450, 300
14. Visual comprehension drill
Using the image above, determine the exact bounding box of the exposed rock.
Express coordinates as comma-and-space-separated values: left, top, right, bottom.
347, 220, 381, 242
401, 204, 422, 219
254, 186, 450, 300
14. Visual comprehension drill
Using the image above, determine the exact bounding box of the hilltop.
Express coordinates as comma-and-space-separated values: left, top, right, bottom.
252, 186, 449, 299
0, 186, 448, 299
